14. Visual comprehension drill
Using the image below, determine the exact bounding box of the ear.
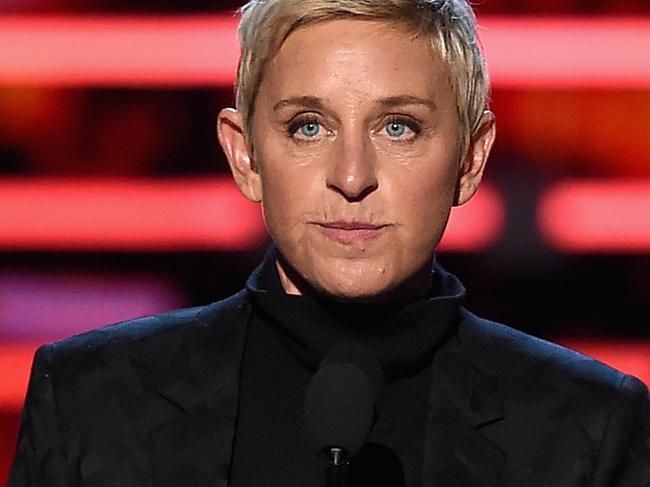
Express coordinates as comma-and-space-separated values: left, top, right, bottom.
454, 110, 496, 206
217, 108, 262, 202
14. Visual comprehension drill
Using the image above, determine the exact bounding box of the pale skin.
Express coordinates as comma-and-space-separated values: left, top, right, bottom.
218, 19, 495, 304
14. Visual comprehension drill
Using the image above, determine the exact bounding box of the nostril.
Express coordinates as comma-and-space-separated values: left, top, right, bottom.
326, 158, 378, 201
326, 177, 378, 203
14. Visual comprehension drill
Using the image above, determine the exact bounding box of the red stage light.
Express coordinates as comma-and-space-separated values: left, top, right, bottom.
0, 15, 239, 87
480, 17, 650, 88
439, 185, 506, 252
561, 340, 650, 388
0, 343, 36, 410
0, 178, 267, 251
538, 181, 650, 253
0, 178, 502, 252
0, 16, 648, 87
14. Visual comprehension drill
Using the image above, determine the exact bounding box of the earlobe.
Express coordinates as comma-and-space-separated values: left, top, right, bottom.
454, 110, 496, 206
216, 108, 263, 202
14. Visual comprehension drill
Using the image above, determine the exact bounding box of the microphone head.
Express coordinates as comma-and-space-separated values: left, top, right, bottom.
320, 342, 385, 402
303, 343, 384, 457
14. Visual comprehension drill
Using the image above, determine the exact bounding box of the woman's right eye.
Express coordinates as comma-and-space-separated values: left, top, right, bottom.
298, 121, 320, 137
287, 116, 323, 140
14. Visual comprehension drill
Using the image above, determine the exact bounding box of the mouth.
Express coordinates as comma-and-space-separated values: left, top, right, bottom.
313, 221, 390, 244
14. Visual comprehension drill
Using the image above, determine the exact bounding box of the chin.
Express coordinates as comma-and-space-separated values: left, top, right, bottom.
306, 257, 432, 305
309, 258, 379, 295
307, 269, 400, 304
277, 247, 426, 304
316, 283, 385, 303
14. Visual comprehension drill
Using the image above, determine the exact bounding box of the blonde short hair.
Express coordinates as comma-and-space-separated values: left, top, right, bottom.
235, 0, 489, 153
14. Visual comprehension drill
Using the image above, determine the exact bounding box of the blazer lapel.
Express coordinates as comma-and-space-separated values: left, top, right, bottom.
141, 291, 505, 486
149, 291, 251, 487
424, 333, 506, 487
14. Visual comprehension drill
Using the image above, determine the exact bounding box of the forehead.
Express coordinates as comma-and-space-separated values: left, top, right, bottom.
261, 19, 452, 105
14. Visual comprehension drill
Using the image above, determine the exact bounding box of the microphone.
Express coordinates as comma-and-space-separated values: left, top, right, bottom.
303, 343, 384, 486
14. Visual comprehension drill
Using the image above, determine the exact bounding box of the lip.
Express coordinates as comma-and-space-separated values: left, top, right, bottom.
314, 221, 389, 244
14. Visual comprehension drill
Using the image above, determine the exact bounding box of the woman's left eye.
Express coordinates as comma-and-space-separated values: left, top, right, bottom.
384, 119, 419, 139
386, 121, 406, 137
299, 121, 321, 137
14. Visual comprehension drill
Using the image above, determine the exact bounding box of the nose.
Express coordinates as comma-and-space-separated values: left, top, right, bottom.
326, 134, 378, 201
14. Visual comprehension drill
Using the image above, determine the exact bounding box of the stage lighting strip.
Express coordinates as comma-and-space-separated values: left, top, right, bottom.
0, 15, 239, 87
0, 343, 39, 410
0, 178, 267, 251
0, 15, 649, 87
1, 340, 649, 410
0, 178, 505, 253
538, 181, 650, 253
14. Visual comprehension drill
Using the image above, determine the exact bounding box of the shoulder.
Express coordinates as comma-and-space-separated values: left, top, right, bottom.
457, 308, 648, 404
453, 310, 650, 480
33, 289, 251, 378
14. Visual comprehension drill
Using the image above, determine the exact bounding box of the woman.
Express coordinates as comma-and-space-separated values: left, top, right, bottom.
10, 1, 650, 485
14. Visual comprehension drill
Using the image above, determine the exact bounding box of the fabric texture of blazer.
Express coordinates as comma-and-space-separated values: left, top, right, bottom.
8, 289, 650, 486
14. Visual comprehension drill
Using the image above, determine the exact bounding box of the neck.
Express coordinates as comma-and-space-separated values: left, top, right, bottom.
245, 247, 466, 381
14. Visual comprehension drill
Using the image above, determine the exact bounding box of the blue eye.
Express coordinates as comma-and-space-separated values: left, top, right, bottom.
300, 121, 320, 137
386, 121, 406, 137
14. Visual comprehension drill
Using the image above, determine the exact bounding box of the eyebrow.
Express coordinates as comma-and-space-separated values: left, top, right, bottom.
273, 96, 327, 112
272, 95, 436, 113
377, 95, 437, 111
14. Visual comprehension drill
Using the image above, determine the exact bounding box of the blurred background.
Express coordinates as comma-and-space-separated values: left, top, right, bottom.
0, 0, 649, 481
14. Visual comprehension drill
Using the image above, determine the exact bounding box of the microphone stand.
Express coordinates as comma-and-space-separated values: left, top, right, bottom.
325, 447, 350, 487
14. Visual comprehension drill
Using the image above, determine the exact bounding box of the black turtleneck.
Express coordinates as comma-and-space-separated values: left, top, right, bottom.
229, 247, 465, 487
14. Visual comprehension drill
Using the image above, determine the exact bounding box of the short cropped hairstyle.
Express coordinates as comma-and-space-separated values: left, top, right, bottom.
236, 0, 489, 154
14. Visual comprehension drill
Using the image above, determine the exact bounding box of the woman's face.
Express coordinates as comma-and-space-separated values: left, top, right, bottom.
221, 19, 494, 303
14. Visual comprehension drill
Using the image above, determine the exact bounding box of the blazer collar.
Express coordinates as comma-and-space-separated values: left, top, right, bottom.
424, 316, 506, 487
144, 291, 507, 487
149, 290, 251, 487
156, 291, 250, 412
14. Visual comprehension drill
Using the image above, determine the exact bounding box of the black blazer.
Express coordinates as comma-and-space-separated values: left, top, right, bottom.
8, 289, 650, 486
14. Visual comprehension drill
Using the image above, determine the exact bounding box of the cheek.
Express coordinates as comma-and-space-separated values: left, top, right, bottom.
259, 173, 294, 234
390, 163, 458, 249
410, 173, 456, 219
256, 136, 330, 208
257, 164, 318, 243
